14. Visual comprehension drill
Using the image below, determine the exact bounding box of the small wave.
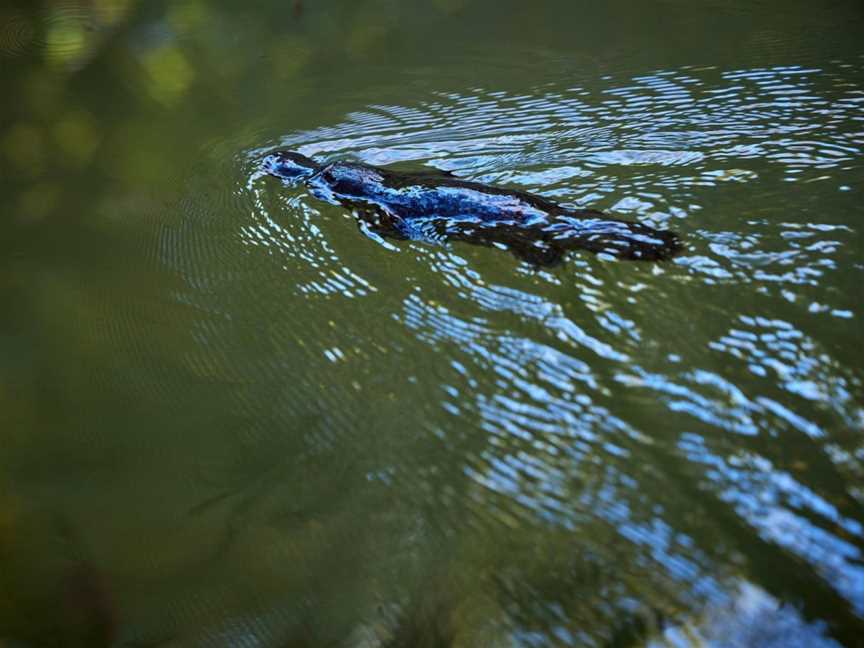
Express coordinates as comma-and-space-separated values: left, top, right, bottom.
0, 11, 35, 58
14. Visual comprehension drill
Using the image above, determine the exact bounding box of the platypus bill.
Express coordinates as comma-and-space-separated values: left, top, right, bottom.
262, 151, 681, 266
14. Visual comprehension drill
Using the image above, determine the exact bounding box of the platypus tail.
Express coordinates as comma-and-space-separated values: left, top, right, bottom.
544, 214, 681, 262
262, 150, 321, 185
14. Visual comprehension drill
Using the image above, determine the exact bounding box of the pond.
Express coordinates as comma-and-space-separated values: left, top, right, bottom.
1, 0, 863, 645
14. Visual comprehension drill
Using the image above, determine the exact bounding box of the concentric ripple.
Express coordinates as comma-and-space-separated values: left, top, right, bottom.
3, 22, 861, 641
230, 57, 864, 643
0, 11, 35, 58
2, 0, 863, 643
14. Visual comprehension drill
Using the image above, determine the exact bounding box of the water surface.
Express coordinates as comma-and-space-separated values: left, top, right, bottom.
1, 0, 863, 646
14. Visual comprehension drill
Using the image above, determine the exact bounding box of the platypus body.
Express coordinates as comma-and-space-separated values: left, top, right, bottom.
262, 151, 680, 265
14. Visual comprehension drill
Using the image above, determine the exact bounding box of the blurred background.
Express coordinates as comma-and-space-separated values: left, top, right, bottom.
1, 0, 863, 646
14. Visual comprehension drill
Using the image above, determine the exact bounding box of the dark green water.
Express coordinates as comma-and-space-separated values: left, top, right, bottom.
1, 1, 863, 646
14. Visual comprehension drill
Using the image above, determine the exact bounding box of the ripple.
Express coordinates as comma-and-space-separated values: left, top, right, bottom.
189, 56, 863, 642
0, 11, 35, 58
680, 434, 864, 616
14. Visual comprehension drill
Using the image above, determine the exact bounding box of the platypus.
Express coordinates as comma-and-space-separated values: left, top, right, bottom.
262, 151, 681, 266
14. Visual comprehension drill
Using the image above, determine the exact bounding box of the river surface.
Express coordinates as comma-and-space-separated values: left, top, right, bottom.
1, 1, 863, 646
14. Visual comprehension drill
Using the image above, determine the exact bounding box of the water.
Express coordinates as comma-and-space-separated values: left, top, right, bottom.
1, 0, 863, 646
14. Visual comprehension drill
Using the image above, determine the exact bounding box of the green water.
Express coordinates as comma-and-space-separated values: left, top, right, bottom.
2, 1, 863, 646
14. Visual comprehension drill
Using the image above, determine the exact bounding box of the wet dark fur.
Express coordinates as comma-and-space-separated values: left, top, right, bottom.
262, 151, 681, 266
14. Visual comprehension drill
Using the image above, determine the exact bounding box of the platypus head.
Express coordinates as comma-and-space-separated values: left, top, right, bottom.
262, 150, 321, 185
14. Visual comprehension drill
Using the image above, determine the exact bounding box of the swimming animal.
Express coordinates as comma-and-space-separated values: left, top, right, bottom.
262, 151, 681, 266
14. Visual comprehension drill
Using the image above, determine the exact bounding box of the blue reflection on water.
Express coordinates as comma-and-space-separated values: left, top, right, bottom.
245, 57, 864, 643
680, 433, 864, 614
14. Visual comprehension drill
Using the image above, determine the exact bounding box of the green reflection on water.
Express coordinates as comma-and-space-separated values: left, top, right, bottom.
1, 0, 863, 646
